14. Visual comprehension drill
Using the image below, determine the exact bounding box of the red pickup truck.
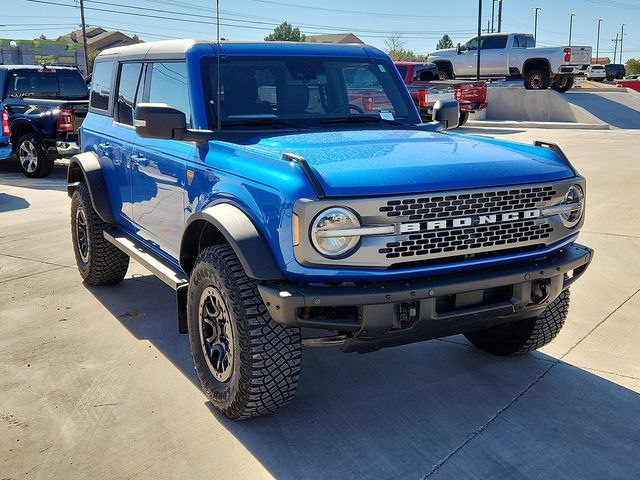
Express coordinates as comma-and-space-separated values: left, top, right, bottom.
395, 62, 488, 126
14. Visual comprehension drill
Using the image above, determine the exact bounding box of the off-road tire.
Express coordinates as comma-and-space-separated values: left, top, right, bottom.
524, 69, 550, 90
464, 290, 570, 356
551, 75, 574, 93
187, 245, 301, 420
437, 68, 453, 80
17, 133, 53, 178
70, 182, 129, 285
458, 111, 470, 127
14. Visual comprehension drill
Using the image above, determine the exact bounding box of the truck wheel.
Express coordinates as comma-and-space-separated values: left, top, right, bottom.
438, 69, 453, 80
187, 245, 301, 420
17, 133, 53, 178
458, 111, 470, 127
551, 75, 574, 93
464, 290, 570, 356
70, 182, 129, 285
523, 69, 550, 90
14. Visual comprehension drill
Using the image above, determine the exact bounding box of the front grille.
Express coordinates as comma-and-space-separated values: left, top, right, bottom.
380, 186, 556, 221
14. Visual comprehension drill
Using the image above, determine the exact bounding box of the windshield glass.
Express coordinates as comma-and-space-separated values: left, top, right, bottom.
203, 56, 419, 129
8, 69, 89, 99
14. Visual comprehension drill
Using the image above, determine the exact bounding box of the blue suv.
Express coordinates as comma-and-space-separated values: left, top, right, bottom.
68, 40, 592, 420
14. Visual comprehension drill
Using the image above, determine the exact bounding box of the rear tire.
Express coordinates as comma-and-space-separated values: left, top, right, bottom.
551, 75, 574, 93
436, 65, 454, 80
458, 111, 470, 127
70, 182, 129, 285
187, 245, 301, 420
523, 69, 550, 90
17, 133, 53, 178
464, 290, 570, 356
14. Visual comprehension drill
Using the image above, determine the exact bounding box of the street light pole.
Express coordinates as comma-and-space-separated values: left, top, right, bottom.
477, 0, 482, 81
533, 8, 541, 43
596, 19, 603, 65
497, 0, 503, 33
620, 24, 625, 64
491, 0, 496, 33
568, 13, 575, 47
79, 0, 89, 75
613, 33, 619, 64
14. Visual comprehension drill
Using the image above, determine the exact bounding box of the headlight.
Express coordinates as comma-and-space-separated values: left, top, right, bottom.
310, 207, 361, 258
560, 185, 585, 228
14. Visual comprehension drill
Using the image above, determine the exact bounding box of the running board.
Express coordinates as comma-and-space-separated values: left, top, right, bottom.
104, 228, 189, 334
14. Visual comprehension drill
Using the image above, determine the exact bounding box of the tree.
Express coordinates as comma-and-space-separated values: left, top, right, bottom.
626, 58, 640, 75
265, 22, 305, 42
87, 48, 100, 74
436, 34, 454, 50
384, 32, 428, 62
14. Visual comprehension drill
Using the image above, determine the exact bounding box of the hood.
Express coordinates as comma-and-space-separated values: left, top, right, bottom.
429, 48, 456, 57
240, 129, 575, 197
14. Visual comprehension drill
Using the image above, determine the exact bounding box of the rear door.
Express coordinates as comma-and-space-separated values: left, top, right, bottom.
131, 61, 193, 259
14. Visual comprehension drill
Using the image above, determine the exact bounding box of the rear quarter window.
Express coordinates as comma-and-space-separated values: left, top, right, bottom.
90, 61, 115, 113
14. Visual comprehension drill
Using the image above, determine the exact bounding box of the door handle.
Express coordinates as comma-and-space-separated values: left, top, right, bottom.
130, 153, 149, 167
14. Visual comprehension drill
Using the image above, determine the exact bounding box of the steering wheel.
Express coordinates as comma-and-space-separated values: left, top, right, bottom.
330, 103, 365, 114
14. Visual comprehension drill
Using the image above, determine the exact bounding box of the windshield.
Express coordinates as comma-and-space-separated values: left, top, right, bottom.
7, 69, 89, 99
203, 56, 419, 129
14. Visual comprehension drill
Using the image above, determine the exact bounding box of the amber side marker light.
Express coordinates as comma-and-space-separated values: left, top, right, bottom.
292, 213, 300, 246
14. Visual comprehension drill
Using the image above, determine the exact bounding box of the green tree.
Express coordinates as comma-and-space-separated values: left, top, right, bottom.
436, 34, 454, 50
87, 48, 100, 74
626, 58, 640, 75
265, 22, 305, 42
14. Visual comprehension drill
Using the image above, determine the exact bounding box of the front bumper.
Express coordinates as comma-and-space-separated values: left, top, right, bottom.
259, 243, 592, 352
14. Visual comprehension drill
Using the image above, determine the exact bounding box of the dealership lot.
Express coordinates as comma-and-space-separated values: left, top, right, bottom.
1, 127, 639, 479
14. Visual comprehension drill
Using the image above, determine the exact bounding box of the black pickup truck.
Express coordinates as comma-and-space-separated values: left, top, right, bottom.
0, 65, 89, 177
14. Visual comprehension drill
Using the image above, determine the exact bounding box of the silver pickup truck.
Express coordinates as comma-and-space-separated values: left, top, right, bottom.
428, 33, 592, 93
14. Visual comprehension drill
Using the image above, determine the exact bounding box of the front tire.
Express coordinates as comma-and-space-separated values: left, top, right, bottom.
70, 182, 129, 285
187, 245, 301, 420
464, 290, 570, 356
524, 69, 550, 90
17, 133, 53, 178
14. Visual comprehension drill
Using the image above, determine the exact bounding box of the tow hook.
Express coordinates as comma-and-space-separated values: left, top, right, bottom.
531, 279, 551, 304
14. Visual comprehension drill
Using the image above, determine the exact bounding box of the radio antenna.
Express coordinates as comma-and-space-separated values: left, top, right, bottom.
216, 0, 222, 133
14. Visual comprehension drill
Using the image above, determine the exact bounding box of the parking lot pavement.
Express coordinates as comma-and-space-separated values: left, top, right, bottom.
1, 128, 639, 480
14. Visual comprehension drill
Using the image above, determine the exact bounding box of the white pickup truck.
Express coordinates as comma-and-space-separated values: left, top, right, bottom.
427, 33, 592, 92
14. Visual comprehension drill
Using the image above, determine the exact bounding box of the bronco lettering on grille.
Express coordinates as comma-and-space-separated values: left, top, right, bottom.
399, 209, 542, 233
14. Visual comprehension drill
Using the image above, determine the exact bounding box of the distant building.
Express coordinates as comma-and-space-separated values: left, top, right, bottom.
0, 39, 86, 73
304, 33, 365, 44
57, 27, 141, 53
592, 57, 611, 65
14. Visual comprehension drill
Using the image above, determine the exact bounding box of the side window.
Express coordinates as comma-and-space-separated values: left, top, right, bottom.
90, 61, 114, 112
465, 37, 479, 51
148, 62, 192, 127
115, 62, 143, 126
482, 35, 508, 50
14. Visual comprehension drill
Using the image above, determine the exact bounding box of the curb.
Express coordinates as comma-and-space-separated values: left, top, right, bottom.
465, 120, 610, 130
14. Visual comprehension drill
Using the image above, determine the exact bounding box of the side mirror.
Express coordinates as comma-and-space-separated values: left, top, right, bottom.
134, 103, 186, 140
456, 43, 462, 55
433, 99, 460, 130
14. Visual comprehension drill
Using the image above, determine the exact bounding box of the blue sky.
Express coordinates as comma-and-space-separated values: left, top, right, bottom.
2, 0, 639, 62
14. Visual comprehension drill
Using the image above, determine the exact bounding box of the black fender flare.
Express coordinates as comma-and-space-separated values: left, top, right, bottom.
181, 203, 285, 281
67, 151, 116, 224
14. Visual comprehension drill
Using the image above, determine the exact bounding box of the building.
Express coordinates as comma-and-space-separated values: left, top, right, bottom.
57, 28, 141, 53
304, 33, 365, 44
592, 57, 612, 65
0, 39, 86, 73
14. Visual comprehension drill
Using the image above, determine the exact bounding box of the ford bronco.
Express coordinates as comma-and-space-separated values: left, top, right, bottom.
67, 40, 592, 420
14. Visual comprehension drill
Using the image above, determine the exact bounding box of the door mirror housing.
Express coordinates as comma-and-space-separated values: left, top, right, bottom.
134, 103, 186, 140
456, 43, 463, 55
433, 100, 460, 130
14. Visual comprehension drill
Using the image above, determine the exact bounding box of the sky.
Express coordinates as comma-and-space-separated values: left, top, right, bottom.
2, 0, 639, 63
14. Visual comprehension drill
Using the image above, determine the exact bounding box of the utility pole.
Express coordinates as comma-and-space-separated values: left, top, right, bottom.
568, 13, 575, 47
533, 8, 541, 42
477, 0, 482, 81
613, 33, 619, 63
596, 19, 603, 64
620, 24, 625, 64
79, 0, 89, 75
491, 0, 497, 33
497, 0, 503, 33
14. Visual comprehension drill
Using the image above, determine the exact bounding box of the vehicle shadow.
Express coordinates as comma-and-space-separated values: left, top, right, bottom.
88, 275, 640, 480
0, 192, 30, 212
565, 92, 640, 129
0, 156, 68, 192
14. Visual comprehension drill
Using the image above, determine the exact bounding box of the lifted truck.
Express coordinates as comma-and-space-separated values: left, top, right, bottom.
428, 33, 592, 92
68, 40, 592, 420
396, 61, 487, 126
0, 65, 88, 177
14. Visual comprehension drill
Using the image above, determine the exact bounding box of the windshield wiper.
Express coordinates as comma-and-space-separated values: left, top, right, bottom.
320, 115, 403, 126
221, 118, 300, 130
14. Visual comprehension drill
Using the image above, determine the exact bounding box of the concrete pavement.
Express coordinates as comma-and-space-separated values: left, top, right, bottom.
1, 129, 639, 479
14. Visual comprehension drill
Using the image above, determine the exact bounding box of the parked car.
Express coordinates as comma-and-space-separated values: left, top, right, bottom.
0, 102, 11, 161
68, 40, 592, 420
604, 64, 626, 81
586, 65, 606, 82
624, 74, 639, 80
0, 65, 89, 177
396, 62, 487, 126
428, 33, 592, 92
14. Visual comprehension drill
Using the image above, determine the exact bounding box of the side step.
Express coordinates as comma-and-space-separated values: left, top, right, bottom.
104, 228, 189, 333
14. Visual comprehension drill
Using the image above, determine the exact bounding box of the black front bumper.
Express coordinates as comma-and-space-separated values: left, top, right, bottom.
258, 243, 592, 352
